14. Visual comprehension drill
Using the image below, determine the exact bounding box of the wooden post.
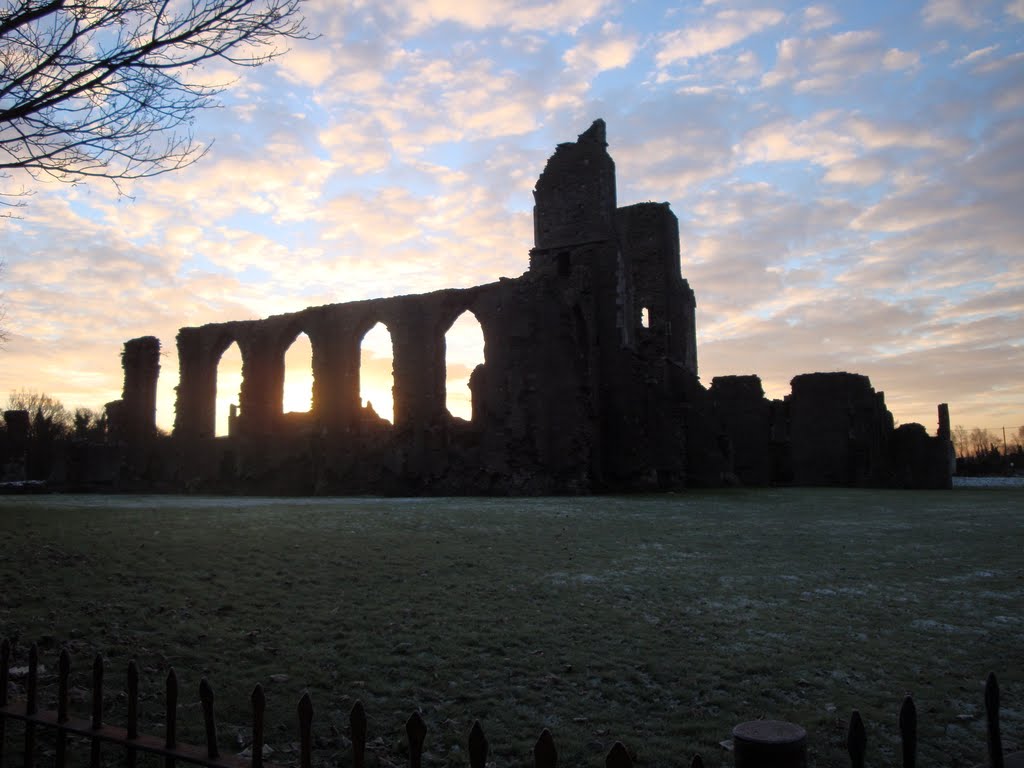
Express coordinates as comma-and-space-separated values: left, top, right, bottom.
468, 721, 488, 768
899, 695, 916, 768
534, 729, 557, 768
24, 644, 38, 768
127, 660, 139, 768
56, 650, 70, 768
0, 638, 8, 768
90, 654, 103, 768
847, 711, 866, 768
406, 712, 426, 768
251, 684, 266, 768
165, 668, 178, 768
298, 692, 313, 768
199, 678, 219, 760
350, 701, 367, 768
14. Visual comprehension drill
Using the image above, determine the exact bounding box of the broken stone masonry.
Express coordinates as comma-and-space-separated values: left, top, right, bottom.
90, 121, 951, 493
106, 336, 161, 449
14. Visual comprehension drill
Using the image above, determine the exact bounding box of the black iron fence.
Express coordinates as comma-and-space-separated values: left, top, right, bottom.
1, 638, 1019, 768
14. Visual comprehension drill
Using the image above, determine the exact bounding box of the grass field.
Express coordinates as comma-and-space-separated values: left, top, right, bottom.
1, 489, 1021, 768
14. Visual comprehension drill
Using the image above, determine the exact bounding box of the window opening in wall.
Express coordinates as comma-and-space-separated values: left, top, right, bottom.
215, 341, 242, 437
359, 323, 394, 423
641, 307, 650, 329
445, 310, 485, 421
283, 332, 313, 413
156, 348, 179, 435
557, 251, 571, 277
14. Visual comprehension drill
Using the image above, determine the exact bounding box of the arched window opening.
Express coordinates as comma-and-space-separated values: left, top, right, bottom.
359, 323, 394, 424
641, 306, 651, 329
445, 310, 485, 422
215, 341, 242, 437
283, 332, 313, 413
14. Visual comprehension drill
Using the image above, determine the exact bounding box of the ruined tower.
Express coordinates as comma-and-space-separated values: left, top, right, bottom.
107, 336, 161, 446
532, 119, 617, 254
617, 202, 698, 374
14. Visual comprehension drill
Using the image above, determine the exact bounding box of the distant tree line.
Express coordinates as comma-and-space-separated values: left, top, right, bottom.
1, 389, 106, 480
951, 425, 1024, 476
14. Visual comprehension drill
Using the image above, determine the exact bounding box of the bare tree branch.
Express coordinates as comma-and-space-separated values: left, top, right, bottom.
0, 0, 309, 191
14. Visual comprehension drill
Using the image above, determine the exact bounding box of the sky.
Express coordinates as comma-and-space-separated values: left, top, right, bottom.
2, 0, 1023, 438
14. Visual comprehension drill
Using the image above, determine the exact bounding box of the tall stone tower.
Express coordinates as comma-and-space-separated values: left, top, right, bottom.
531, 119, 617, 254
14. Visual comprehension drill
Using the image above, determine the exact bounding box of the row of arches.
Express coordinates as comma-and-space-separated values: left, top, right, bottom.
212, 311, 486, 437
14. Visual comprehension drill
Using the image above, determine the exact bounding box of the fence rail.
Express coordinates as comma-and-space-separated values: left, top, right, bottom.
1, 638, 1020, 768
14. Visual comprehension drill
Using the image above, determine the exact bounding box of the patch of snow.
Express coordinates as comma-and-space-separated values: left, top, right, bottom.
953, 476, 1024, 488
910, 619, 976, 634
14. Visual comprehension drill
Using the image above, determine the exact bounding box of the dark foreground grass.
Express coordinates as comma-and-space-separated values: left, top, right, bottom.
0, 489, 1021, 768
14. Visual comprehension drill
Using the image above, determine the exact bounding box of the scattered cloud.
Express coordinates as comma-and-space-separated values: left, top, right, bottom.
822, 156, 889, 185
922, 0, 993, 28
954, 44, 1000, 66
563, 23, 637, 75
762, 30, 888, 92
396, 0, 613, 33
275, 43, 340, 88
969, 49, 1024, 74
802, 5, 840, 32
739, 113, 856, 167
883, 48, 921, 71
656, 8, 785, 67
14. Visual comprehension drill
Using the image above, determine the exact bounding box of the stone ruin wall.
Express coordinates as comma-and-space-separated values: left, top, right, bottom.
106, 335, 161, 447
710, 372, 953, 489
93, 121, 952, 493
166, 270, 621, 494
1, 410, 31, 482
172, 288, 490, 442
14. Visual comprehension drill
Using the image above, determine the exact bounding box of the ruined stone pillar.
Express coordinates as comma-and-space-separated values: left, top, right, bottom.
119, 336, 161, 445
937, 403, 951, 440
390, 302, 446, 430
309, 317, 362, 435
237, 334, 281, 436
937, 402, 955, 477
389, 301, 448, 479
174, 327, 217, 440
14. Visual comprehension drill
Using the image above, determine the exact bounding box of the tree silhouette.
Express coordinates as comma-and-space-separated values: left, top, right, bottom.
1, 0, 308, 196
7, 388, 72, 434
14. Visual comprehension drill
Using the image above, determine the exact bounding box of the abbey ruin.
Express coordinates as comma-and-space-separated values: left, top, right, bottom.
4, 121, 954, 492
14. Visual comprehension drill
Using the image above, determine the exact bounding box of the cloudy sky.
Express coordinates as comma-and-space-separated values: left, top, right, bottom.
2, 0, 1022, 437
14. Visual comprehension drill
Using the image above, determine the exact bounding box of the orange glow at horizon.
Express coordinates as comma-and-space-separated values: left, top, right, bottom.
283, 332, 313, 413
445, 311, 485, 421
215, 342, 242, 437
360, 323, 394, 422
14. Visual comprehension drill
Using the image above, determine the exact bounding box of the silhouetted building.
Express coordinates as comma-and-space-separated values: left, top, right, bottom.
95, 121, 952, 493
